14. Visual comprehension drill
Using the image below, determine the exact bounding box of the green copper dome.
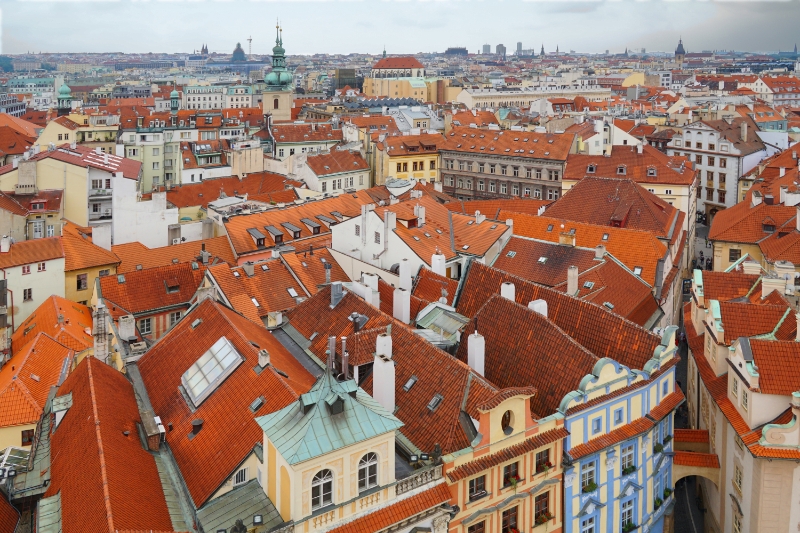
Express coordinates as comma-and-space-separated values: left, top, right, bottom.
170, 88, 180, 99
58, 83, 71, 97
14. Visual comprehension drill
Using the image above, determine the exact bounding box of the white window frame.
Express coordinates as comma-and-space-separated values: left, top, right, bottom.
358, 453, 378, 492
311, 469, 333, 510
233, 467, 248, 486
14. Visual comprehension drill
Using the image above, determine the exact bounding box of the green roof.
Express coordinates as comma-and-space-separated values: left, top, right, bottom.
256, 370, 402, 465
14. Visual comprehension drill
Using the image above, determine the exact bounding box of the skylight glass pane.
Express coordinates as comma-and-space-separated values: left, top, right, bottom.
182, 337, 243, 407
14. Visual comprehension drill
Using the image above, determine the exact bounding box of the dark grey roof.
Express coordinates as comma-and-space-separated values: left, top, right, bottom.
196, 479, 283, 532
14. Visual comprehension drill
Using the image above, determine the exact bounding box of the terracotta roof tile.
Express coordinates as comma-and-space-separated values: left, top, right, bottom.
443, 127, 573, 162
375, 133, 445, 157
564, 145, 695, 186
673, 451, 720, 468
456, 262, 661, 370
747, 339, 800, 395
326, 482, 450, 533
449, 110, 500, 128
500, 211, 667, 287
164, 172, 298, 209
372, 57, 425, 70
674, 428, 709, 444
306, 150, 369, 177
709, 201, 796, 244
12, 295, 93, 354
569, 417, 654, 459
717, 301, 792, 344
45, 357, 175, 533
61, 227, 120, 272
271, 123, 342, 144
0, 126, 36, 157
446, 427, 569, 482
648, 390, 685, 421
281, 246, 349, 296
0, 144, 141, 180
138, 299, 313, 506
546, 176, 680, 239
113, 236, 235, 273
699, 271, 760, 303
0, 493, 19, 533
0, 237, 63, 268
98, 262, 205, 316
445, 198, 550, 219
411, 267, 458, 307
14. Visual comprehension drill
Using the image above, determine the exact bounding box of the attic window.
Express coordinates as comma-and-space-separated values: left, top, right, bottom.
165, 278, 180, 294
583, 281, 595, 289
507, 251, 517, 258
647, 167, 657, 177
602, 233, 609, 241
287, 287, 299, 298
587, 165, 596, 173
616, 166, 626, 175
251, 297, 260, 308
603, 302, 615, 309
427, 394, 444, 412
538, 257, 547, 264
181, 336, 243, 407
763, 224, 775, 233
633, 267, 643, 276
546, 224, 554, 232
403, 375, 418, 392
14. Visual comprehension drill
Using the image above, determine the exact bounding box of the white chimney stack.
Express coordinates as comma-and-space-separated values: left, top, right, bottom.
393, 287, 411, 324
0, 236, 10, 254
258, 349, 270, 368
595, 245, 606, 260
637, 142, 643, 155
500, 281, 515, 302
118, 315, 136, 341
373, 332, 395, 414
467, 330, 485, 376
567, 265, 579, 296
780, 167, 786, 177
399, 258, 412, 291
475, 211, 486, 225
431, 252, 446, 276
528, 299, 548, 317
363, 273, 379, 292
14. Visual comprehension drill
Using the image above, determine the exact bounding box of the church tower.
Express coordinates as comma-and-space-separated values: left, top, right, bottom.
57, 82, 72, 117
675, 38, 686, 67
170, 83, 180, 115
263, 23, 293, 123
540, 44, 545, 58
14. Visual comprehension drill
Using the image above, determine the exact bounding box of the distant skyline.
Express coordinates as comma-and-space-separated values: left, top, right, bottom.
3, 1, 800, 57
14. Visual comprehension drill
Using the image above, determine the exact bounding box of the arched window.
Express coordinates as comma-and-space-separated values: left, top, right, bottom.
274, 98, 279, 110
358, 453, 378, 492
311, 469, 333, 510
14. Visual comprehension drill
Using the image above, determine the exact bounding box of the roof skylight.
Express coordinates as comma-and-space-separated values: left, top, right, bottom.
181, 337, 243, 407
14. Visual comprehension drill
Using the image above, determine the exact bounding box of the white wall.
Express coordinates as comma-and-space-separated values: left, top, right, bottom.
6, 257, 65, 331
112, 178, 179, 247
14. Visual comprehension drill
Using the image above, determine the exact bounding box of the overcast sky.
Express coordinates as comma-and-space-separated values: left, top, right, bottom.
3, 1, 800, 56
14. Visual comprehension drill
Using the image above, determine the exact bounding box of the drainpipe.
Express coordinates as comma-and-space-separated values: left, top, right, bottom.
0, 268, 15, 356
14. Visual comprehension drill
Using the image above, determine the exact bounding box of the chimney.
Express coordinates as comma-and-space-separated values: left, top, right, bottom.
324, 262, 332, 284
93, 302, 109, 362
91, 225, 112, 251
595, 245, 606, 260
559, 232, 576, 247
467, 330, 485, 376
780, 167, 787, 177
740, 121, 747, 142
118, 315, 136, 341
431, 252, 446, 277
742, 260, 761, 276
258, 349, 270, 368
475, 210, 486, 225
327, 336, 336, 373
500, 281, 515, 301
567, 265, 579, 295
751, 190, 763, 207
363, 272, 378, 292
637, 142, 643, 155
393, 287, 411, 324
190, 418, 203, 438
57, 314, 64, 325
331, 281, 344, 307
341, 336, 349, 379
350, 312, 362, 332
398, 258, 412, 291
373, 331, 395, 414
0, 236, 10, 254
243, 263, 255, 277
528, 299, 548, 317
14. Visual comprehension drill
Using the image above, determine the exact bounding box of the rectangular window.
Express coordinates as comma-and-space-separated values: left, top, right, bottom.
467, 522, 485, 533
621, 499, 634, 529
503, 462, 519, 487
233, 467, 248, 486
581, 461, 596, 491
621, 444, 635, 472
501, 506, 518, 533
489, 181, 496, 193
468, 475, 486, 500
478, 180, 485, 192
614, 408, 623, 425
99, 269, 110, 277
720, 158, 727, 168
534, 492, 550, 520
581, 516, 595, 533
478, 163, 485, 173
23, 288, 32, 301
489, 165, 496, 174
501, 183, 507, 194
535, 449, 551, 473
732, 378, 739, 398
140, 318, 152, 335
397, 163, 403, 173
733, 463, 743, 492
592, 417, 602, 434
374, 231, 381, 244
709, 143, 716, 151
696, 154, 703, 164
430, 160, 436, 170
152, 147, 160, 156
708, 156, 715, 166
526, 168, 532, 179
37, 262, 46, 272
22, 265, 30, 275
501, 166, 507, 175
512, 184, 519, 196
513, 167, 520, 177
322, 182, 327, 192
76, 274, 88, 291
741, 389, 748, 411
21, 429, 35, 446
169, 311, 181, 326
402, 163, 408, 172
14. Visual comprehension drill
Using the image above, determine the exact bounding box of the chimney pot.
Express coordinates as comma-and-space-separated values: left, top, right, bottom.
595, 245, 606, 260
528, 299, 548, 317
467, 331, 485, 376
500, 281, 515, 301
258, 349, 270, 368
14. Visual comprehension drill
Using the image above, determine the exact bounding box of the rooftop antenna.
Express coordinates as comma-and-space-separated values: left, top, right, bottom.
247, 35, 253, 60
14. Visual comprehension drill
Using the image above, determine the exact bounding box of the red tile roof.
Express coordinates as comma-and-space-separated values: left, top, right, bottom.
271, 122, 342, 144
112, 236, 235, 273
98, 262, 205, 316
564, 145, 695, 186
61, 223, 120, 272
445, 198, 550, 219
569, 417, 654, 459
306, 150, 369, 177
411, 267, 459, 307
709, 200, 796, 244
717, 301, 792, 344
0, 191, 28, 216
0, 333, 73, 429
0, 114, 40, 137
0, 144, 141, 180
699, 271, 760, 303
327, 483, 450, 533
547, 176, 681, 239
446, 427, 568, 482
449, 110, 499, 128
137, 299, 313, 506
6, 188, 63, 215
500, 211, 668, 287
442, 127, 573, 162
674, 428, 709, 444
0, 126, 36, 157
372, 57, 425, 70
164, 172, 299, 209
747, 339, 800, 395
374, 133, 446, 156
12, 296, 94, 354
0, 493, 19, 533
0, 237, 63, 268
673, 451, 720, 468
456, 262, 661, 370
281, 246, 349, 296
45, 357, 175, 533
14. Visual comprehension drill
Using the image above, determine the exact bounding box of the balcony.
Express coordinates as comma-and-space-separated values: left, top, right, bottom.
89, 188, 112, 200
395, 464, 442, 496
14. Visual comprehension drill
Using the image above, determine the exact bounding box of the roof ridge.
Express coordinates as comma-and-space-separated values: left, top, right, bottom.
85, 358, 116, 533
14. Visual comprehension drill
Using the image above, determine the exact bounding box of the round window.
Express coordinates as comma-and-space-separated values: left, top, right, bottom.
501, 410, 514, 435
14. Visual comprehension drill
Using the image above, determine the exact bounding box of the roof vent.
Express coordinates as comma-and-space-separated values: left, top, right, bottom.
191, 318, 202, 329
427, 394, 444, 412
603, 302, 615, 309
250, 396, 265, 412
189, 418, 204, 439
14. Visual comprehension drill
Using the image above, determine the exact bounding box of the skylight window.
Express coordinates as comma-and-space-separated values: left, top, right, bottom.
538, 257, 547, 264
181, 337, 243, 407
403, 375, 418, 392
546, 224, 554, 232
427, 394, 443, 411
583, 281, 595, 289
507, 251, 517, 258
287, 287, 299, 298
462, 244, 470, 250
251, 297, 260, 308
602, 233, 609, 241
261, 264, 270, 271
633, 267, 643, 276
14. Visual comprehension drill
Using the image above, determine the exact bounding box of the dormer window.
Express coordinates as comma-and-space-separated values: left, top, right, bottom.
616, 166, 626, 175
647, 167, 657, 177
587, 164, 596, 174
763, 224, 775, 233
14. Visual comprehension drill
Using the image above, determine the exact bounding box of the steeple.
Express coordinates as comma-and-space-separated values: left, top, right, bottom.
170, 82, 180, 115
540, 44, 545, 57
382, 45, 386, 59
